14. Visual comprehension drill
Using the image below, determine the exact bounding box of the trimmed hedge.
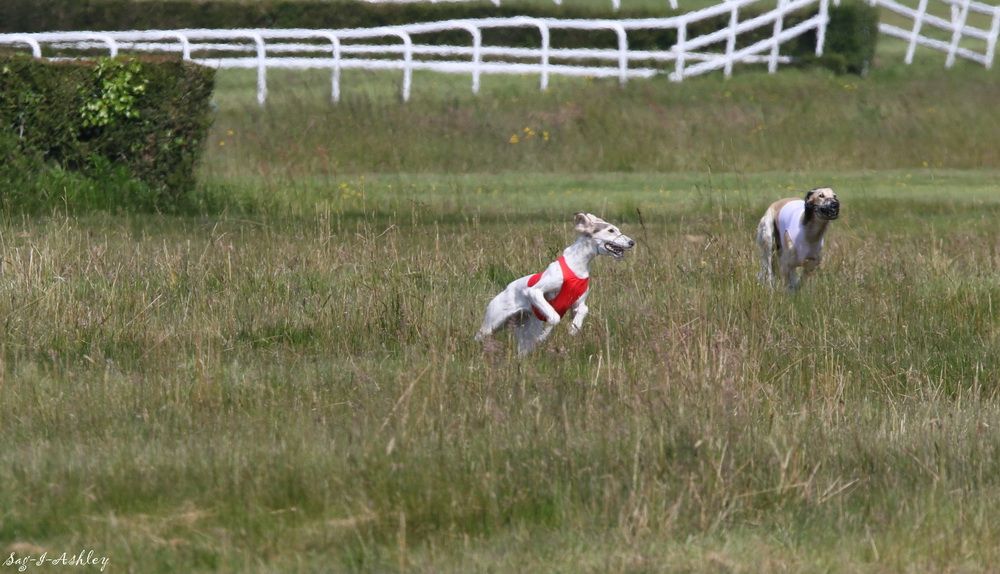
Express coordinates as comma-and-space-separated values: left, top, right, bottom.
825, 1, 879, 74
0, 56, 215, 198
0, 0, 878, 74
9, 1, 682, 32
0, 129, 168, 213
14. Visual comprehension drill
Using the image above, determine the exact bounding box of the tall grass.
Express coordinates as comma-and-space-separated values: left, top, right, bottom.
3, 170, 1000, 571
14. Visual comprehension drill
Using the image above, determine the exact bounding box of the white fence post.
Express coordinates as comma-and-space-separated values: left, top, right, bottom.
252, 32, 267, 106
769, 0, 786, 73
987, 6, 1000, 68
614, 24, 628, 86
725, 3, 739, 76
816, 0, 829, 56
672, 21, 687, 81
394, 30, 413, 101
906, 0, 929, 64
538, 21, 550, 91
93, 33, 119, 57
170, 33, 191, 60
323, 33, 342, 103
460, 23, 483, 94
945, 0, 971, 67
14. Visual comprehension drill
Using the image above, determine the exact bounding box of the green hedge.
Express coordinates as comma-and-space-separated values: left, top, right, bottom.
0, 56, 215, 199
825, 1, 879, 74
0, 0, 877, 74
8, 1, 677, 32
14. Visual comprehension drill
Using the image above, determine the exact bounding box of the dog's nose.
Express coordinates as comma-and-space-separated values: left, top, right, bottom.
628, 239, 635, 247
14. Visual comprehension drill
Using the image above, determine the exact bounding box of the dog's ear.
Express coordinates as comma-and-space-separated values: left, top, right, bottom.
805, 189, 816, 202
574, 212, 594, 235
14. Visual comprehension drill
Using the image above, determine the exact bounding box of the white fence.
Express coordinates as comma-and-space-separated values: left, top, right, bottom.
873, 0, 999, 67
0, 0, 831, 104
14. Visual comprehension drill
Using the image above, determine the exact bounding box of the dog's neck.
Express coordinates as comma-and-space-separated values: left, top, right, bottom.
560, 235, 598, 278
801, 206, 830, 243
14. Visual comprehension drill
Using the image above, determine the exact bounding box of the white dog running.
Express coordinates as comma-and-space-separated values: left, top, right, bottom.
476, 213, 635, 356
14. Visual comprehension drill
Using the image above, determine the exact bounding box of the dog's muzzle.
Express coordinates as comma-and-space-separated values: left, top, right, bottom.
605, 242, 625, 258
604, 239, 635, 259
818, 201, 840, 220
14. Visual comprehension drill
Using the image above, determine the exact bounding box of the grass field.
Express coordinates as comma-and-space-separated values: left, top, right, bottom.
2, 31, 1000, 573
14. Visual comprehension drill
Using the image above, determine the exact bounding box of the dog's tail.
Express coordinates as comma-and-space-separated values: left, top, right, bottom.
755, 209, 778, 285
756, 209, 777, 253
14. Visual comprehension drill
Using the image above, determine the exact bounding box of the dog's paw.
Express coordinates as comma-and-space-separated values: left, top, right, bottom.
547, 344, 570, 357
568, 324, 581, 336
481, 337, 503, 356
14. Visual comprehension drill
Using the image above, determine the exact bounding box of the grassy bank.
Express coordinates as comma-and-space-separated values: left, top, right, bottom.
202, 61, 1000, 180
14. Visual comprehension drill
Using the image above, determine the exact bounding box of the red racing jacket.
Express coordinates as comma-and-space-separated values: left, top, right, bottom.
526, 255, 589, 322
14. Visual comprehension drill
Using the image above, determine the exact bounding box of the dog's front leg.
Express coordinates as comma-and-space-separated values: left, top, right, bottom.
802, 256, 821, 277
526, 287, 560, 325
784, 264, 802, 292
568, 290, 589, 336
779, 234, 800, 292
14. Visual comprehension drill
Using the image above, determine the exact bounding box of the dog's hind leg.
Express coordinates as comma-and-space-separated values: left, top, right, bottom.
515, 318, 553, 356
476, 291, 519, 341
755, 212, 777, 288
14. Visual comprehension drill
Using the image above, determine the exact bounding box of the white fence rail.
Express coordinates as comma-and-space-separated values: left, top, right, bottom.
0, 0, 831, 104
873, 0, 999, 67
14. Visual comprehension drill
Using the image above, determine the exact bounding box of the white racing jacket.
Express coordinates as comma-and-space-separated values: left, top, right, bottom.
777, 200, 823, 262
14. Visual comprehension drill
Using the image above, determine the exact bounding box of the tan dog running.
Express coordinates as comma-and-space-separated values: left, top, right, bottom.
755, 188, 840, 291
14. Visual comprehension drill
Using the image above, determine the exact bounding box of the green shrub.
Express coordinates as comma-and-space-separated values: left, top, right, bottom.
787, 2, 878, 74
0, 130, 157, 213
825, 1, 879, 74
0, 55, 215, 200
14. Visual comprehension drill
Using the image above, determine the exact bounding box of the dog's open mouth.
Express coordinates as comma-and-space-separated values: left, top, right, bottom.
605, 242, 626, 259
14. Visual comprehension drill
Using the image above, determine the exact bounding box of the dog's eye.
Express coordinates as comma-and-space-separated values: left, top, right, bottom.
610, 228, 617, 234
